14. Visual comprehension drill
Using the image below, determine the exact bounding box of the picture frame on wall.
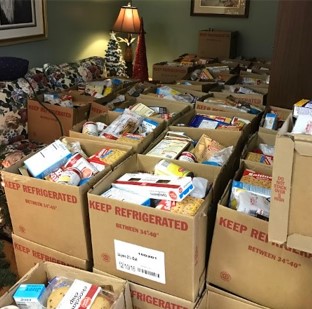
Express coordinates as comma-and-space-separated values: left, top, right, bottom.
0, 0, 47, 46
190, 0, 249, 18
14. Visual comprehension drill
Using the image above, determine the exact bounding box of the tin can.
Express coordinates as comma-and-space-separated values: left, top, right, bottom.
56, 167, 81, 186
82, 121, 98, 136
154, 159, 194, 178
178, 151, 197, 163
64, 152, 98, 179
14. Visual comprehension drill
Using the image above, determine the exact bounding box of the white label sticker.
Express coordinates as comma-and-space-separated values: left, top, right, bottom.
56, 279, 101, 309
114, 239, 166, 284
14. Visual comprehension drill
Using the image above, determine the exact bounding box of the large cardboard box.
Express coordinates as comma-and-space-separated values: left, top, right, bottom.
207, 285, 268, 309
176, 80, 218, 93
1, 137, 132, 260
88, 154, 221, 301
259, 105, 292, 135
0, 262, 132, 309
12, 233, 90, 278
269, 114, 312, 253
70, 111, 166, 153
152, 62, 197, 83
93, 268, 208, 309
198, 30, 238, 59
28, 90, 92, 144
116, 94, 193, 125
241, 131, 276, 168
207, 162, 312, 309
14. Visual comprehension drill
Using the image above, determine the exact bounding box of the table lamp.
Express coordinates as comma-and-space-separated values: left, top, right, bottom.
112, 1, 141, 77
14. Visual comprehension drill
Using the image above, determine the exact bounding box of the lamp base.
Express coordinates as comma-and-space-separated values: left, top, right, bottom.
124, 45, 133, 77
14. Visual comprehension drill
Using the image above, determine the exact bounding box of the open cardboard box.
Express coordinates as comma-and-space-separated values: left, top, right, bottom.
207, 161, 312, 309
1, 137, 132, 260
70, 111, 166, 153
87, 154, 223, 301
269, 113, 312, 253
0, 262, 132, 309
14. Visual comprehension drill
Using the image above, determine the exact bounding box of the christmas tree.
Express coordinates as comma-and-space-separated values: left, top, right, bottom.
132, 18, 149, 82
104, 32, 128, 78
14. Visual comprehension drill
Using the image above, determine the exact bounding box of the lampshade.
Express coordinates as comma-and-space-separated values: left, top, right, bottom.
112, 2, 141, 34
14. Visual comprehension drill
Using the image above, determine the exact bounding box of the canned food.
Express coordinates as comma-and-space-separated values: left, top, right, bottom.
56, 167, 82, 186
154, 159, 194, 177
178, 151, 197, 163
64, 152, 98, 179
82, 121, 98, 136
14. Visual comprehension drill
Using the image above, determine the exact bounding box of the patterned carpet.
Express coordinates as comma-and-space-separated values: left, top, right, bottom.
0, 240, 18, 297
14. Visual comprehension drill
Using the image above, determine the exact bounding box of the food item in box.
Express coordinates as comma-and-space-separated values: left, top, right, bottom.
202, 145, 233, 166
88, 148, 126, 171
240, 169, 272, 189
192, 134, 225, 163
46, 276, 115, 309
130, 102, 156, 117
13, 284, 47, 308
263, 113, 278, 129
245, 152, 273, 165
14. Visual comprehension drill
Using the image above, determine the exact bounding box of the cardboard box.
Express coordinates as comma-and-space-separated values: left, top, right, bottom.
88, 154, 221, 301
28, 90, 92, 144
198, 30, 238, 59
241, 131, 276, 168
207, 162, 312, 309
269, 114, 312, 253
144, 126, 244, 207
12, 233, 90, 278
116, 94, 192, 125
152, 62, 197, 83
0, 262, 132, 309
259, 105, 292, 135
70, 111, 166, 153
1, 137, 132, 260
129, 282, 208, 309
207, 285, 268, 309
172, 107, 258, 137
93, 268, 208, 309
176, 80, 218, 93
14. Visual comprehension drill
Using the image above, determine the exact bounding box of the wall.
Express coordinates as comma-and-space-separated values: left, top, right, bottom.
0, 0, 278, 75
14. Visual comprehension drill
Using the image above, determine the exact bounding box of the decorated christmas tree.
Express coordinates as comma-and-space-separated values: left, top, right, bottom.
104, 32, 128, 78
132, 18, 149, 82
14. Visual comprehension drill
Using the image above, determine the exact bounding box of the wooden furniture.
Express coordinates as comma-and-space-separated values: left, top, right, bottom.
268, 0, 312, 108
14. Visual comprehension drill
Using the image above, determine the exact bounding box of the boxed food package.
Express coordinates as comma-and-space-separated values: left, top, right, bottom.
12, 233, 90, 278
198, 30, 238, 59
207, 161, 312, 309
269, 113, 312, 254
87, 154, 223, 301
28, 90, 92, 144
0, 262, 132, 309
1, 137, 132, 260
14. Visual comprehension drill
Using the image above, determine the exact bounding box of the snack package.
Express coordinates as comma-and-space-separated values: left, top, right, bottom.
191, 134, 225, 163
245, 152, 273, 165
202, 145, 233, 166
240, 169, 272, 189
46, 276, 116, 309
100, 109, 143, 140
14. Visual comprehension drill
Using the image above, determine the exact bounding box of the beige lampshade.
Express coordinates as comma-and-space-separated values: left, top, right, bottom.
112, 3, 141, 34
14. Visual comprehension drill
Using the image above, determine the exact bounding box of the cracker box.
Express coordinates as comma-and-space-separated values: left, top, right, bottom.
70, 111, 166, 153
1, 137, 132, 260
198, 30, 238, 59
12, 233, 90, 278
88, 154, 222, 301
207, 162, 312, 309
207, 285, 269, 309
28, 90, 92, 144
269, 113, 312, 254
0, 262, 132, 309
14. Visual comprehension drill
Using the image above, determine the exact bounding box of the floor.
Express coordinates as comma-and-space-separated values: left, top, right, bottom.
0, 240, 18, 297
